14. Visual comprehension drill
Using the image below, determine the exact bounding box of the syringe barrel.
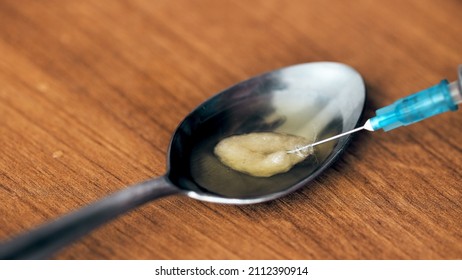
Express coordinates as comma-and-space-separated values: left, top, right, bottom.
370, 79, 458, 131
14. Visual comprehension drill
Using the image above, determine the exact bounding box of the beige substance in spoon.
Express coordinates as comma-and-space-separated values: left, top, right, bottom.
214, 132, 314, 177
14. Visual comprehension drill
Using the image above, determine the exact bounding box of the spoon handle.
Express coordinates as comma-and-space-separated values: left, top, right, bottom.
0, 176, 179, 259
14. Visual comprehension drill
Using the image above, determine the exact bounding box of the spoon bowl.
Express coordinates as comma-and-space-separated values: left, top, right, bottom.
0, 62, 365, 259
170, 62, 365, 203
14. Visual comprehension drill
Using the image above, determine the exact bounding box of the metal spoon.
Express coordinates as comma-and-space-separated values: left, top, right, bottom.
0, 62, 366, 259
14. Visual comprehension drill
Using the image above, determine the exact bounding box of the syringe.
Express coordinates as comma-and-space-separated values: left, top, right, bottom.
289, 65, 462, 153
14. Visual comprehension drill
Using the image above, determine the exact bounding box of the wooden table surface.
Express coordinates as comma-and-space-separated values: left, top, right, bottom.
0, 0, 461, 260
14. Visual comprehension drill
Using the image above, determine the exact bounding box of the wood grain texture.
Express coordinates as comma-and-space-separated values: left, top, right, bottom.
0, 0, 461, 259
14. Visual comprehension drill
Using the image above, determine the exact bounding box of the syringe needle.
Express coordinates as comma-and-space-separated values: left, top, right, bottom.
287, 120, 374, 154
